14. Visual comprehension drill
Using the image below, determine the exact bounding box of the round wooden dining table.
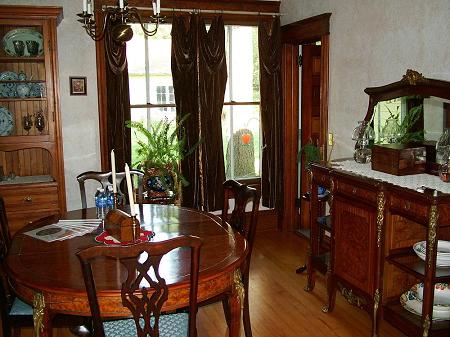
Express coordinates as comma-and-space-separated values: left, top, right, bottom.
5, 204, 248, 337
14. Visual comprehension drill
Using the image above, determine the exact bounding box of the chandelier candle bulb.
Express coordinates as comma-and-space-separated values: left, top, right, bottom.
83, 0, 87, 13
119, 0, 124, 9
152, 0, 157, 15
125, 163, 136, 216
111, 149, 117, 194
87, 3, 92, 15
156, 0, 161, 14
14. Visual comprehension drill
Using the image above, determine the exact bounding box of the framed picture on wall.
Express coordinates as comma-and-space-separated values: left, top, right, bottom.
70, 76, 87, 95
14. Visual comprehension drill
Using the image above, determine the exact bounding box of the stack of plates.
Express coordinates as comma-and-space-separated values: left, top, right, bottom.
413, 240, 450, 267
400, 283, 450, 321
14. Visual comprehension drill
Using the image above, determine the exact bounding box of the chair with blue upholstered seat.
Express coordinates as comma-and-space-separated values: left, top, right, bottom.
76, 170, 144, 209
77, 236, 202, 337
0, 197, 90, 337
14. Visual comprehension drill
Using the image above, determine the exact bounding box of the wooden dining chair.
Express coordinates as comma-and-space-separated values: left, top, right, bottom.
76, 236, 202, 337
77, 170, 144, 209
221, 180, 260, 337
0, 197, 91, 337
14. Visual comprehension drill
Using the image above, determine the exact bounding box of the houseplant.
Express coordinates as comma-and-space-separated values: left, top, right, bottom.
125, 114, 199, 198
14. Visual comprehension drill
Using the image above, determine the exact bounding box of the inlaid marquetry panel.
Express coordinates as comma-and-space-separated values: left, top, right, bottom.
385, 214, 426, 252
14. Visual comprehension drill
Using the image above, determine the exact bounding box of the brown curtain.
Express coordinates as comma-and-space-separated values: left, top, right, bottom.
259, 18, 283, 209
171, 14, 227, 211
104, 22, 131, 170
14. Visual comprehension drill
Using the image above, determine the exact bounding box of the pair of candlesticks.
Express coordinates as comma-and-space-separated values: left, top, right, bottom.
22, 111, 45, 134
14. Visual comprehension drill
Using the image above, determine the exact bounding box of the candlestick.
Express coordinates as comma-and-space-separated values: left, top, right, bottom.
111, 149, 117, 194
125, 163, 135, 216
152, 0, 157, 15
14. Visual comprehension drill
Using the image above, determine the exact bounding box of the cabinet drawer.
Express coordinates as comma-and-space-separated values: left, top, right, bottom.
8, 210, 59, 236
2, 186, 59, 212
334, 179, 378, 204
389, 194, 428, 222
312, 168, 331, 187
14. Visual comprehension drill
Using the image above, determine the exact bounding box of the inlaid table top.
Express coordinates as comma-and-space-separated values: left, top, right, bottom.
6, 204, 247, 337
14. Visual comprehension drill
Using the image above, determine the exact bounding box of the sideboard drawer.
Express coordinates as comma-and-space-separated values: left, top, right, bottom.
2, 186, 59, 212
390, 194, 428, 222
334, 179, 378, 204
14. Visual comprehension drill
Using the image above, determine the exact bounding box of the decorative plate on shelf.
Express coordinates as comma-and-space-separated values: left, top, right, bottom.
400, 290, 450, 321
2, 28, 43, 57
0, 71, 18, 98
0, 106, 14, 136
413, 240, 450, 267
411, 283, 450, 307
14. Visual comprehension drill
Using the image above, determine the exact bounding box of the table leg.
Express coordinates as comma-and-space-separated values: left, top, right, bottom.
33, 292, 52, 337
228, 269, 244, 337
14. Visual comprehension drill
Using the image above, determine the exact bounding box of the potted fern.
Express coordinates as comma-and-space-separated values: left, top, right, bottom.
125, 115, 198, 198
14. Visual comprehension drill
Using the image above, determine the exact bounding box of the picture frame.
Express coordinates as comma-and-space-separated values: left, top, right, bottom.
69, 76, 87, 95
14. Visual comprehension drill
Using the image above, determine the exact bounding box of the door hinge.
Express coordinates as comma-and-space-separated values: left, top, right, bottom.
298, 54, 303, 67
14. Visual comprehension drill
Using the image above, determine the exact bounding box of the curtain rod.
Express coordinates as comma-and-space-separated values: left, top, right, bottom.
133, 6, 281, 17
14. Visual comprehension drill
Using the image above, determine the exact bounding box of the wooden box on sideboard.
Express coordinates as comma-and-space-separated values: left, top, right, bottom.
371, 144, 426, 175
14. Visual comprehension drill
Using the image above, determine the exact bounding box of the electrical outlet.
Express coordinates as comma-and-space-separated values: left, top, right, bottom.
328, 132, 334, 146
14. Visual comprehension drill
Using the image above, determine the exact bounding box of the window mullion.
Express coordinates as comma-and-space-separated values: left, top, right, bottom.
144, 25, 151, 129
228, 26, 235, 179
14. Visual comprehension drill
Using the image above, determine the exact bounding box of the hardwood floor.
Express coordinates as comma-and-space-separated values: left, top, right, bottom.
4, 231, 407, 337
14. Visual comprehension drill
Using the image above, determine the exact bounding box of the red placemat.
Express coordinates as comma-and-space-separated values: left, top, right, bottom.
95, 229, 154, 246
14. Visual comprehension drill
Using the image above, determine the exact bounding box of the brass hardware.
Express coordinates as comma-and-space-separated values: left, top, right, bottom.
24, 196, 33, 203
352, 188, 357, 195
427, 205, 438, 268
321, 305, 331, 313
404, 201, 411, 210
340, 285, 367, 309
33, 292, 45, 337
372, 289, 380, 337
376, 192, 385, 248
401, 69, 427, 85
422, 314, 430, 337
233, 269, 245, 310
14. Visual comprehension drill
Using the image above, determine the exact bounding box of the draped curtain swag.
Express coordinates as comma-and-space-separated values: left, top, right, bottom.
258, 17, 283, 209
171, 14, 227, 211
104, 21, 132, 170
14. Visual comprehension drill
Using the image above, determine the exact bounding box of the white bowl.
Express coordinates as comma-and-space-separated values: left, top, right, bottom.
411, 283, 450, 306
413, 240, 450, 267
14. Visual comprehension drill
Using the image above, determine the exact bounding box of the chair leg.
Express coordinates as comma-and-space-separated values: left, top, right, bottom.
243, 275, 252, 337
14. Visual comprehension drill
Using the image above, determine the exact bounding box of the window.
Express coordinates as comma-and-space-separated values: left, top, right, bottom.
127, 23, 261, 179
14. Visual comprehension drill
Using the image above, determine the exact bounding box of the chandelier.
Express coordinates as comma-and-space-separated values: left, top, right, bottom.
77, 0, 164, 43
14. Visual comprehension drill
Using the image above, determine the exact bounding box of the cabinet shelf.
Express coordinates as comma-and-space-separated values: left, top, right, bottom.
386, 249, 450, 281
383, 300, 450, 337
0, 56, 45, 63
0, 97, 46, 102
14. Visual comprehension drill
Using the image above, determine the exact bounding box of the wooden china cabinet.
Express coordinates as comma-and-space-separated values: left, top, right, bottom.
308, 71, 450, 337
0, 6, 65, 235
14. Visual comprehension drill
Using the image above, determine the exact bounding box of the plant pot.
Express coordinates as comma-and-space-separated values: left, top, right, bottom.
143, 167, 175, 198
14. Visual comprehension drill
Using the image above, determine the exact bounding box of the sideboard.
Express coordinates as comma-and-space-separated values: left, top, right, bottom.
310, 160, 450, 337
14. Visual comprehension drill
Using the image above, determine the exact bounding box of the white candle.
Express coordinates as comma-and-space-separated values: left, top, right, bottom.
119, 0, 124, 9
152, 0, 157, 15
125, 163, 135, 216
111, 149, 117, 194
87, 3, 92, 14
156, 0, 160, 14
83, 0, 87, 12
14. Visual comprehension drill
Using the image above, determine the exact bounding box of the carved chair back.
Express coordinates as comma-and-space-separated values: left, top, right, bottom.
77, 236, 202, 337
77, 170, 144, 209
221, 180, 260, 273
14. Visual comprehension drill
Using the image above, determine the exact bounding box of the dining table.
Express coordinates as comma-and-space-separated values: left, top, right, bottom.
5, 204, 248, 337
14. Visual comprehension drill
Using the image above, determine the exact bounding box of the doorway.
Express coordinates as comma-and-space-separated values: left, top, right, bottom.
281, 13, 331, 232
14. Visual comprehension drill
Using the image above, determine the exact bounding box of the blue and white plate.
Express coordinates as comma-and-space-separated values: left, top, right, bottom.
0, 106, 14, 136
29, 83, 45, 98
400, 290, 450, 321
0, 71, 18, 98
2, 28, 43, 57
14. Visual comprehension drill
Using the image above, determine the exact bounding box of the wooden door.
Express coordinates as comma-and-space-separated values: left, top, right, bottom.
299, 44, 321, 231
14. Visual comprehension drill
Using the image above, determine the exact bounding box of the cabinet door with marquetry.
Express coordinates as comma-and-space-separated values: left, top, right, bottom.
0, 6, 65, 235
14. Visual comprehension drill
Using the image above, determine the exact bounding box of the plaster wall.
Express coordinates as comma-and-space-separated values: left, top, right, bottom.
281, 0, 450, 159
2, 0, 101, 210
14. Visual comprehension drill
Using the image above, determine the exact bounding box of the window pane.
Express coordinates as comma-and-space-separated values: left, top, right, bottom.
222, 105, 261, 179
225, 26, 260, 103
127, 24, 172, 105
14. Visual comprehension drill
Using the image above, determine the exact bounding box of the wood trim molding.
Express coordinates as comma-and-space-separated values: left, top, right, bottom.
0, 5, 63, 24
281, 13, 331, 44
